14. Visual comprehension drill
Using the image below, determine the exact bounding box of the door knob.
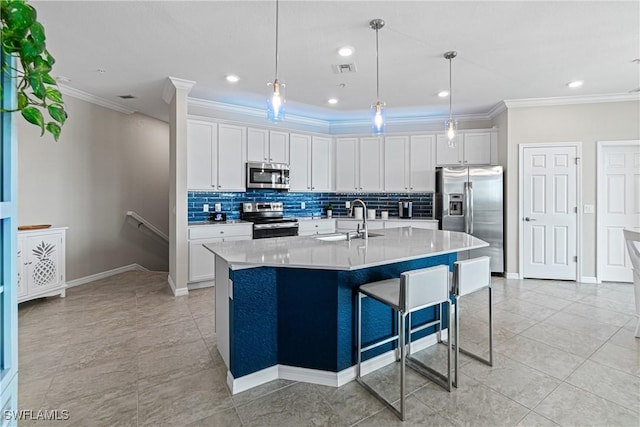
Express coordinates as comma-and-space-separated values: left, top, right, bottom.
524, 217, 536, 221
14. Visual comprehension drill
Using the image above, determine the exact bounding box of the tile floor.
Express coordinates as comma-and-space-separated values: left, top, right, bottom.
17, 271, 639, 426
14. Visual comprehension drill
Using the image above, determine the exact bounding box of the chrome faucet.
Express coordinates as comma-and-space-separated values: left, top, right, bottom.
351, 198, 368, 240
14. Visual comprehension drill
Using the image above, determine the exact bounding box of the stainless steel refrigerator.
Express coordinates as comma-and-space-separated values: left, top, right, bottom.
435, 166, 504, 273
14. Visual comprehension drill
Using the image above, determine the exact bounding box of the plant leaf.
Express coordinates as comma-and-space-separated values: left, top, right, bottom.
41, 73, 56, 85
21, 106, 44, 135
28, 73, 45, 99
33, 55, 51, 74
47, 103, 66, 124
45, 49, 55, 66
4, 1, 36, 31
46, 122, 61, 141
45, 87, 63, 103
20, 37, 41, 61
29, 21, 45, 45
17, 91, 28, 109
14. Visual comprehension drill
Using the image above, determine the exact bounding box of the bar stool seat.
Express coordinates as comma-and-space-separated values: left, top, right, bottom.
451, 256, 493, 387
356, 265, 452, 421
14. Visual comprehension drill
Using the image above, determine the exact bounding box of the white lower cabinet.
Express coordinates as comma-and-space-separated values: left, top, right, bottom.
18, 227, 67, 303
298, 219, 336, 236
384, 220, 438, 230
188, 223, 252, 285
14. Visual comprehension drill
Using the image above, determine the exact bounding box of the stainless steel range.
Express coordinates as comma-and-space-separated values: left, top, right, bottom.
241, 202, 299, 239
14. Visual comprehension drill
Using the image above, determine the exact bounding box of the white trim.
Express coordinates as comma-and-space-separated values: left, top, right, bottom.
487, 101, 508, 119
167, 274, 189, 296
504, 93, 639, 109
596, 140, 640, 283
505, 272, 520, 280
188, 97, 330, 128
518, 142, 583, 281
329, 112, 492, 131
225, 329, 445, 394
162, 77, 196, 104
58, 84, 136, 115
187, 281, 214, 291
580, 276, 597, 284
65, 263, 148, 288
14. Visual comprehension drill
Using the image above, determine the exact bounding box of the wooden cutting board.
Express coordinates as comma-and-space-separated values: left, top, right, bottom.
18, 224, 51, 231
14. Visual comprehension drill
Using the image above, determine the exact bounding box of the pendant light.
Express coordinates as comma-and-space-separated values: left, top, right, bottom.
444, 51, 458, 146
370, 19, 385, 134
267, 0, 285, 122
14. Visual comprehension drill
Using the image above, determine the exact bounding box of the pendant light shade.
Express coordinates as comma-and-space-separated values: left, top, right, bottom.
370, 19, 385, 134
444, 51, 458, 147
267, 0, 285, 122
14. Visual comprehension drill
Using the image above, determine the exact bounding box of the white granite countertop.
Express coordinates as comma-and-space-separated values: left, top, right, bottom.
204, 227, 487, 271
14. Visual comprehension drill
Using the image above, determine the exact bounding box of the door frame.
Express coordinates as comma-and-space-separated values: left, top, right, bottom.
518, 142, 583, 281
596, 140, 639, 283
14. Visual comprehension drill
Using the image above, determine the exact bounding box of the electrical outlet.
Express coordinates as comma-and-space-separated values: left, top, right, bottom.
214, 203, 222, 212
203, 204, 209, 212
301, 202, 306, 209
583, 204, 595, 214
345, 201, 351, 209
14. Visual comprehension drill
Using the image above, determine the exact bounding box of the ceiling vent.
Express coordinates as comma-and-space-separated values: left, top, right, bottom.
333, 63, 357, 74
118, 94, 136, 99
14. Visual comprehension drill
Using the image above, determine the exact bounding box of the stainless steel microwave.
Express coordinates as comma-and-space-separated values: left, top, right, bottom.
246, 162, 290, 190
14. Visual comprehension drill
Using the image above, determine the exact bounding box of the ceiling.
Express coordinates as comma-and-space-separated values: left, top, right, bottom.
33, 1, 640, 123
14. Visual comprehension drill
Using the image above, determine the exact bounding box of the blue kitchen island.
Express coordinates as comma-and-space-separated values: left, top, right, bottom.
205, 227, 487, 394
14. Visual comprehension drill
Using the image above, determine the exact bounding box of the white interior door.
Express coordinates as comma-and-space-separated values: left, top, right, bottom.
522, 145, 578, 280
598, 141, 640, 282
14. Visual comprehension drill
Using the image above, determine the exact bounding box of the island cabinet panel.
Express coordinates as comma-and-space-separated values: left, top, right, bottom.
298, 219, 336, 236
223, 252, 456, 378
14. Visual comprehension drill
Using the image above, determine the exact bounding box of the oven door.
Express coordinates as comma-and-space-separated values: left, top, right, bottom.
253, 223, 299, 239
246, 163, 290, 190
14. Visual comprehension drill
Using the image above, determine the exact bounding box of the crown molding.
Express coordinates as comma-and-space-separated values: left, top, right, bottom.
329, 112, 493, 130
503, 93, 640, 109
487, 101, 507, 118
187, 97, 331, 128
57, 84, 136, 114
162, 77, 196, 104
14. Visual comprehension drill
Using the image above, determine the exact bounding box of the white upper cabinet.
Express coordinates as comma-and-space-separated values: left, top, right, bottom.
311, 136, 332, 192
289, 133, 312, 191
246, 128, 289, 164
384, 135, 435, 192
436, 130, 495, 166
289, 134, 333, 192
335, 137, 383, 192
187, 120, 218, 190
217, 124, 246, 191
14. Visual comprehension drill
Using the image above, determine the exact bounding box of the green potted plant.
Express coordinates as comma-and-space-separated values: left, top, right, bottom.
325, 203, 334, 218
1, 0, 67, 140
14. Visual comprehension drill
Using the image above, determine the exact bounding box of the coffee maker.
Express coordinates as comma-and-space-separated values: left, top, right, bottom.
398, 199, 413, 218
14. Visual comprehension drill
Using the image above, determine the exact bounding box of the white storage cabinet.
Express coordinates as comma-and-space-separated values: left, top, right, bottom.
436, 130, 496, 166
247, 127, 289, 164
298, 219, 336, 236
289, 134, 333, 192
384, 135, 436, 192
335, 137, 383, 192
18, 227, 67, 303
187, 119, 246, 191
188, 223, 253, 286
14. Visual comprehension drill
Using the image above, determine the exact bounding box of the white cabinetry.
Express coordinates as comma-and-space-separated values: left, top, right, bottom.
384, 220, 438, 230
336, 219, 384, 231
436, 130, 495, 166
247, 127, 289, 164
384, 135, 435, 192
335, 137, 383, 192
298, 219, 336, 236
290, 134, 333, 192
18, 227, 66, 303
188, 223, 253, 286
187, 119, 246, 191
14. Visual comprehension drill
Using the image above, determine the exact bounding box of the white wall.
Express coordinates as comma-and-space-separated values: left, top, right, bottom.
18, 96, 170, 280
503, 100, 640, 278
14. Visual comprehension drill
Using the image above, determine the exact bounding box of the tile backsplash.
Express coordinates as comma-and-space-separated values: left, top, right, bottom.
188, 190, 433, 222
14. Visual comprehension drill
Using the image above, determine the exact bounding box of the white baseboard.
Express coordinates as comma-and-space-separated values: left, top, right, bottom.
168, 275, 189, 297
187, 281, 214, 291
505, 272, 520, 280
226, 329, 446, 394
66, 264, 148, 288
580, 276, 597, 284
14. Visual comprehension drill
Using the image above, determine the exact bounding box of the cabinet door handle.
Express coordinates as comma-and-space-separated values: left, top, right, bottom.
264, 157, 267, 160
220, 231, 225, 234
312, 186, 315, 190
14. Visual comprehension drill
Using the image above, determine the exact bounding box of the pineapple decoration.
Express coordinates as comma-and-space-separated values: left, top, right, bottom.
32, 240, 57, 287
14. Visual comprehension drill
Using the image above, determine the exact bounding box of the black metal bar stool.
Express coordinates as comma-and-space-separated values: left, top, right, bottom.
356, 265, 452, 421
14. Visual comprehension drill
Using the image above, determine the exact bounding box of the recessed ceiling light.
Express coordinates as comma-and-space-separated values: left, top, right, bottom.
338, 46, 354, 57
96, 68, 106, 74
225, 74, 240, 83
438, 90, 449, 98
567, 80, 583, 88
328, 98, 339, 105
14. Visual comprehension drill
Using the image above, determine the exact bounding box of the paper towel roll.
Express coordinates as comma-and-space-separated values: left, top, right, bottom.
354, 207, 363, 220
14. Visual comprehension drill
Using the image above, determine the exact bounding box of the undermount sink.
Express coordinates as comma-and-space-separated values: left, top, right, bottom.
314, 232, 383, 242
